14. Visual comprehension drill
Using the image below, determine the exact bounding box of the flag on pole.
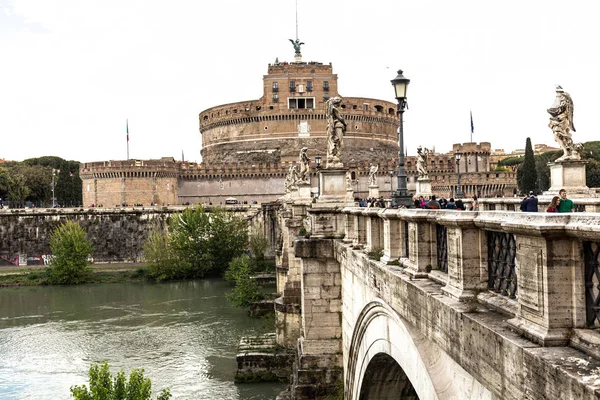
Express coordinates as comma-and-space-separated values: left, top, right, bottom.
127, 119, 129, 142
470, 111, 474, 134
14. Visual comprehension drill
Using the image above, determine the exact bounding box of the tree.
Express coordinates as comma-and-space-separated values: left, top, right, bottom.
70, 362, 171, 400
48, 220, 94, 284
518, 137, 537, 194
144, 206, 249, 281
225, 254, 265, 308
144, 229, 180, 282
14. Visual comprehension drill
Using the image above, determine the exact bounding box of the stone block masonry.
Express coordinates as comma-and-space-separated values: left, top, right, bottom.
0, 206, 262, 265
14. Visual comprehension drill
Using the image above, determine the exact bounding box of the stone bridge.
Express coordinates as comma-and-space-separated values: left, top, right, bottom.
275, 197, 600, 399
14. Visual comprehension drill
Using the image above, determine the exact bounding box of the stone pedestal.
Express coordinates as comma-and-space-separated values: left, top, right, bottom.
547, 160, 589, 196
415, 177, 432, 198
296, 182, 312, 200
317, 168, 353, 205
368, 184, 379, 198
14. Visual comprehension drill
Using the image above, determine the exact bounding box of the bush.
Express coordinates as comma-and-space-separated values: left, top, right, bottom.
144, 206, 249, 281
225, 254, 265, 308
70, 362, 171, 400
144, 230, 180, 282
48, 220, 94, 284
249, 232, 271, 273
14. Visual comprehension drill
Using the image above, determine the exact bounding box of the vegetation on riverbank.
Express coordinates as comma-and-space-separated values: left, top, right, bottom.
0, 265, 149, 287
144, 205, 248, 281
71, 362, 171, 400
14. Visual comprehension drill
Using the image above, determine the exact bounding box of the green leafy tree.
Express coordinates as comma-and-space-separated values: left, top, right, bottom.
23, 157, 82, 206
248, 232, 270, 272
517, 137, 537, 194
7, 172, 31, 203
144, 229, 180, 282
70, 362, 171, 400
225, 254, 265, 308
48, 220, 94, 284
207, 208, 249, 276
144, 206, 249, 281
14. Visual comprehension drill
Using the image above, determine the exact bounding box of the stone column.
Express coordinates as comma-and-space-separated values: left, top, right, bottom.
342, 207, 356, 244
402, 210, 437, 278
476, 213, 582, 346
293, 238, 343, 399
438, 212, 488, 301
364, 208, 383, 252
275, 198, 310, 349
380, 209, 403, 264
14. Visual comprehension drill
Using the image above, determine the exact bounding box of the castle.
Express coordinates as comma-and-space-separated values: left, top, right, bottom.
80, 50, 517, 206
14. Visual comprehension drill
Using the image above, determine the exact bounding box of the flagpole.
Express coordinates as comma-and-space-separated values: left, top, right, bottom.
470, 111, 474, 143
126, 119, 130, 160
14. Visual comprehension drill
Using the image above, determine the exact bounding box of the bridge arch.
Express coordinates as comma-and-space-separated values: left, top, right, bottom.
345, 300, 491, 400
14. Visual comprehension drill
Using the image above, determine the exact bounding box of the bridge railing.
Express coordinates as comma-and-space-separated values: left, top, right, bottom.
341, 207, 600, 345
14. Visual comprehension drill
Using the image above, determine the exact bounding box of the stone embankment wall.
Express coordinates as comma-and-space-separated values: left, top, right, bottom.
0, 205, 263, 266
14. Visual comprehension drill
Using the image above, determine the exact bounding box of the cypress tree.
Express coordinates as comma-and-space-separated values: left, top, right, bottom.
518, 137, 537, 194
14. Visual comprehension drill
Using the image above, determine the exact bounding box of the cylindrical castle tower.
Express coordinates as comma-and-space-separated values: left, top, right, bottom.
199, 61, 399, 165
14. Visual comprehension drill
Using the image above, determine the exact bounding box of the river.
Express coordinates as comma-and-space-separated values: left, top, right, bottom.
0, 280, 285, 399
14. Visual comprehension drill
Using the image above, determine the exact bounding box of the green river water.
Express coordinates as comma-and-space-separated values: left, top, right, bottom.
0, 279, 284, 399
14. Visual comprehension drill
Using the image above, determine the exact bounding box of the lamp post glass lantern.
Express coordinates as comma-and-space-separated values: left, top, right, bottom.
390, 70, 413, 208
455, 152, 464, 199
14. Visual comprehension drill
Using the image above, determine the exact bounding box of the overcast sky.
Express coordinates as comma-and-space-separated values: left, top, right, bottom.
1, 0, 598, 163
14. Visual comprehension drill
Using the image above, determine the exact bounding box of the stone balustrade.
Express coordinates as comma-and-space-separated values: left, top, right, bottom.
342, 207, 600, 347
477, 196, 600, 212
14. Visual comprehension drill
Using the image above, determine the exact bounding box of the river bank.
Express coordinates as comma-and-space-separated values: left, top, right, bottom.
0, 263, 148, 286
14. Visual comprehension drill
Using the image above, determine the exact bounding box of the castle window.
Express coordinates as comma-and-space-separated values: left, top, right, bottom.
288, 97, 314, 109
273, 94, 279, 102
323, 81, 329, 91
363, 104, 369, 112
375, 105, 383, 113
289, 81, 296, 92
389, 108, 395, 114
272, 82, 278, 92
307, 81, 313, 91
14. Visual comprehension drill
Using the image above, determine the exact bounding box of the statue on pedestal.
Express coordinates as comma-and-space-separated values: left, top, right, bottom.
547, 85, 583, 161
298, 147, 310, 184
346, 171, 353, 191
284, 165, 300, 193
326, 97, 346, 168
368, 164, 379, 186
416, 146, 429, 179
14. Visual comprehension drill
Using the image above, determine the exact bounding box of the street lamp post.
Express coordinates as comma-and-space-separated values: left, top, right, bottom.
315, 155, 322, 198
51, 168, 57, 208
455, 152, 465, 199
390, 70, 413, 208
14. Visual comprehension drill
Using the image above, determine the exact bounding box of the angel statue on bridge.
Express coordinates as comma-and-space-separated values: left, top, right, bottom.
416, 146, 430, 179
368, 164, 379, 186
547, 85, 582, 161
298, 147, 310, 184
326, 97, 346, 168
